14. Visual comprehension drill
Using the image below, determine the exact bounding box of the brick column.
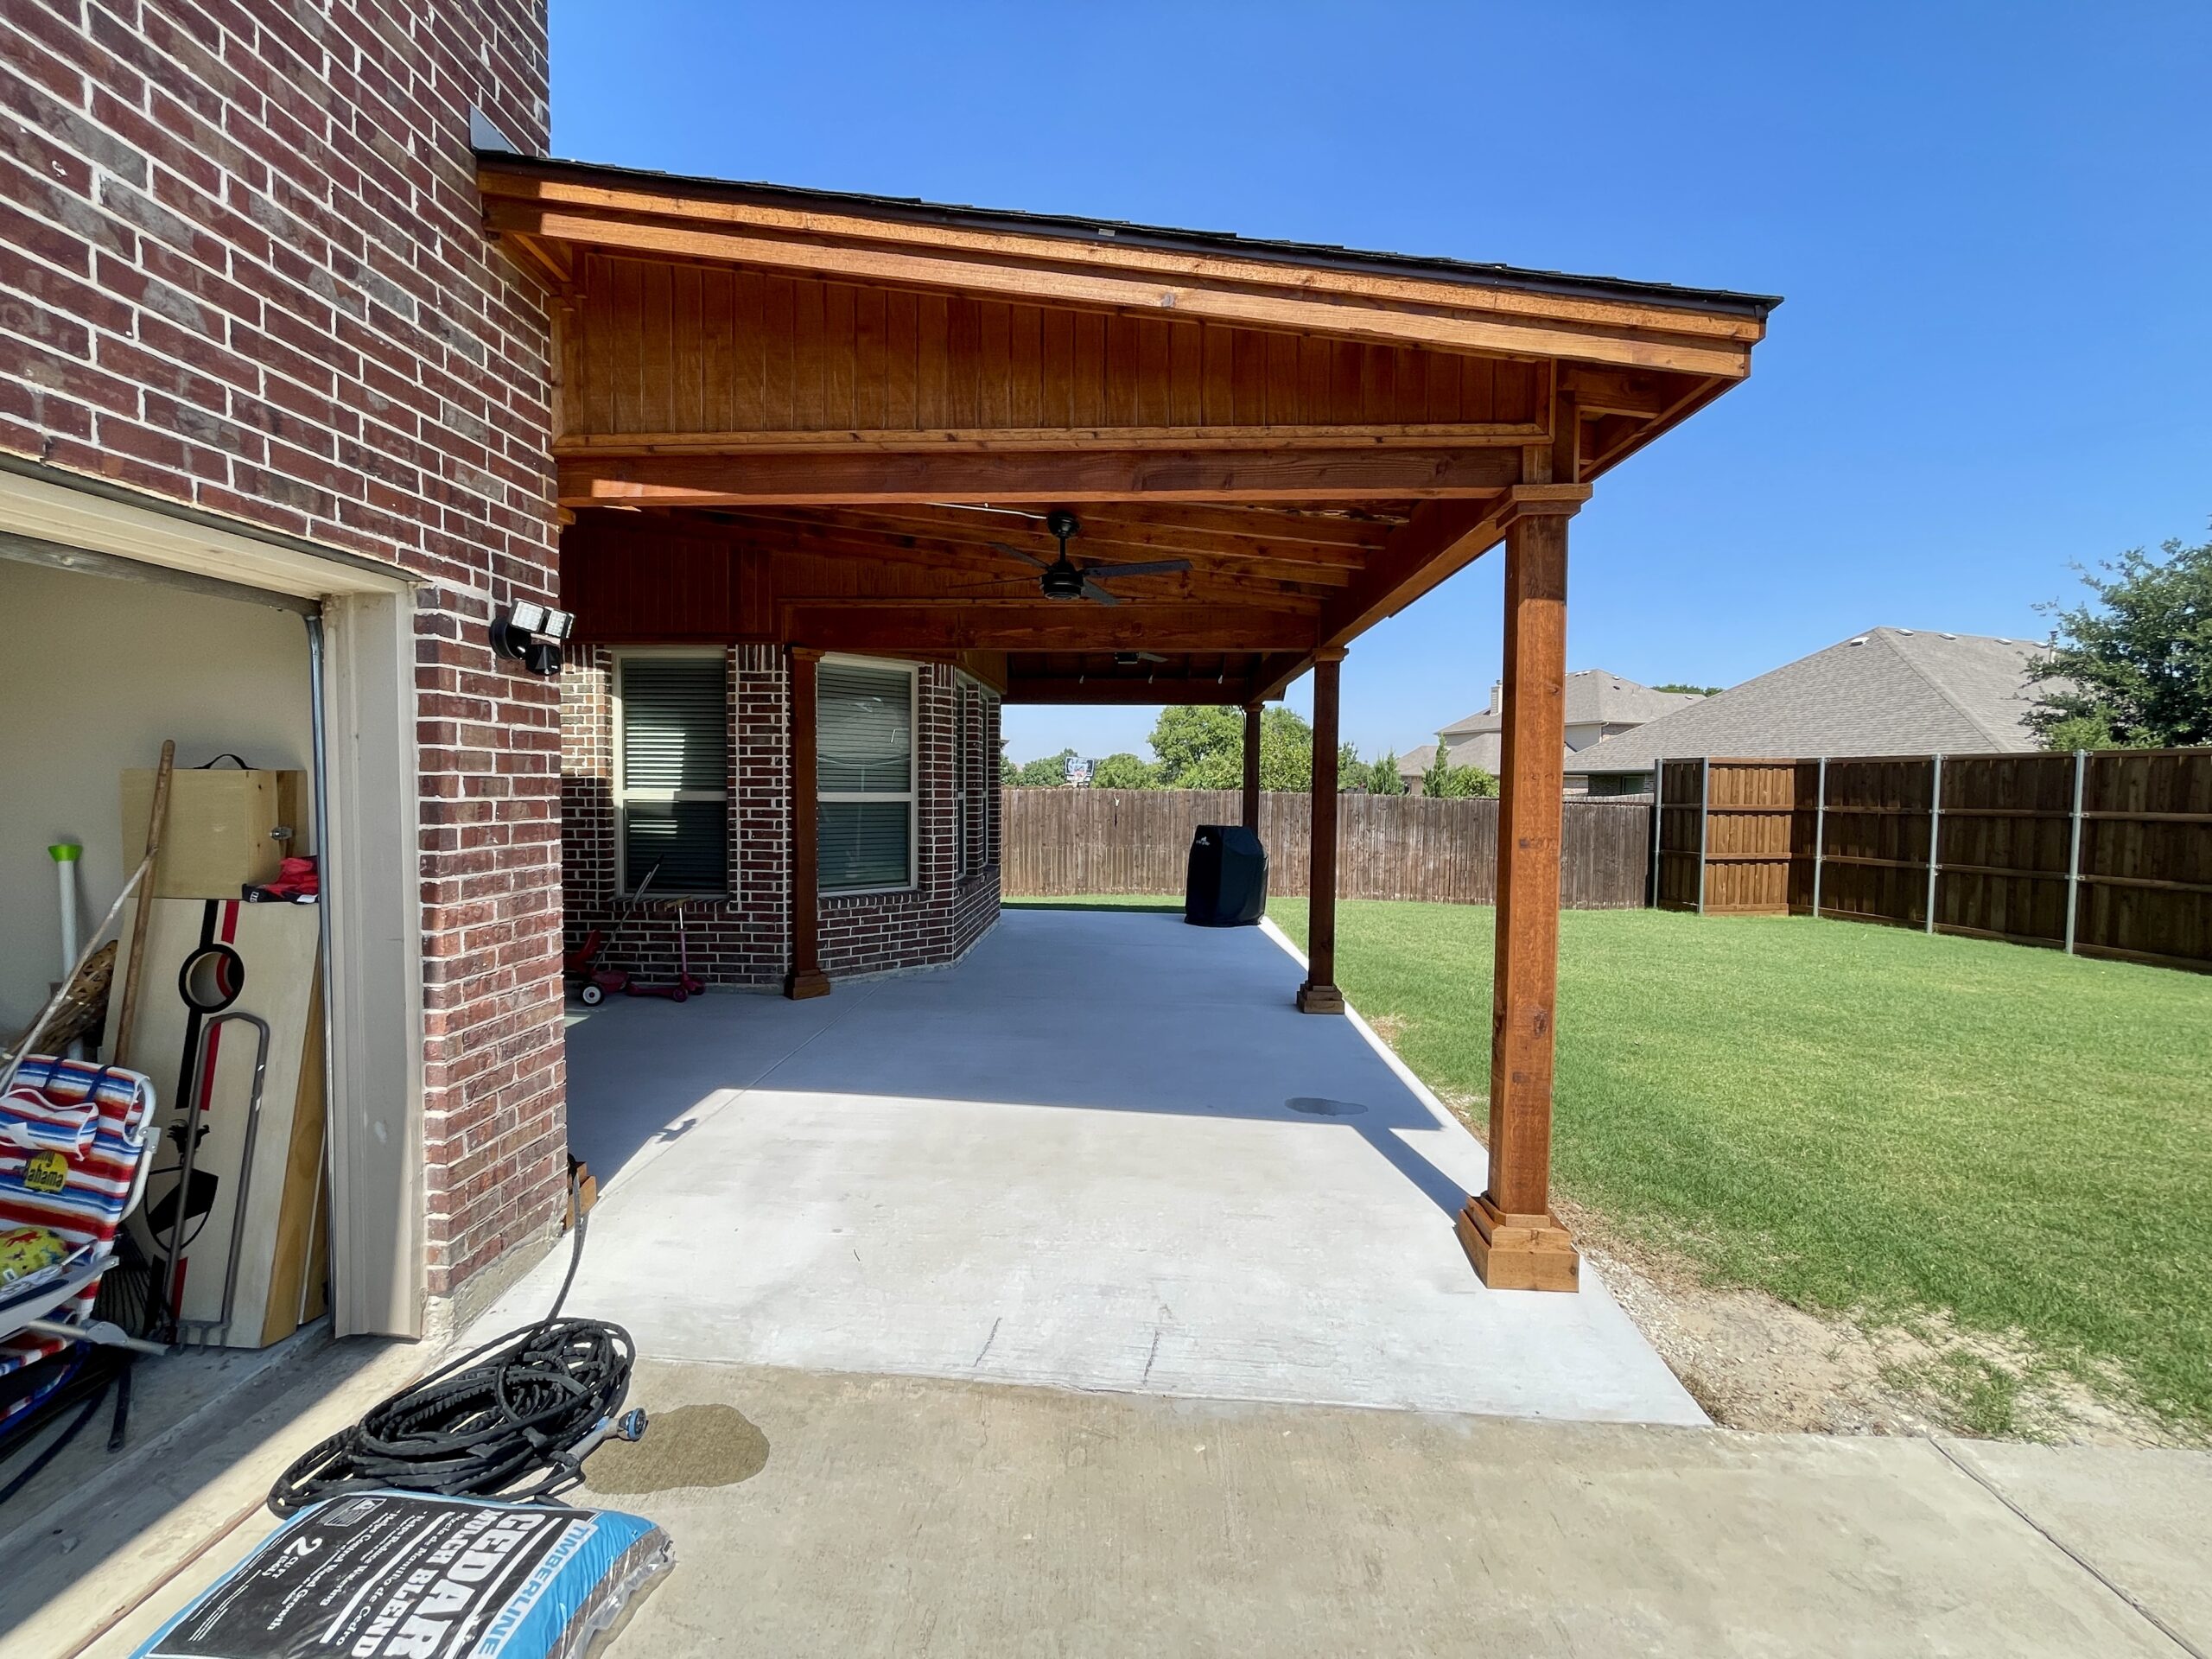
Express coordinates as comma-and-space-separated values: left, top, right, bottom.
785, 647, 830, 999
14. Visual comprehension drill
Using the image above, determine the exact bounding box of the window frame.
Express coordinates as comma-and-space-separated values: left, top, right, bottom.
817, 652, 919, 897
612, 647, 731, 897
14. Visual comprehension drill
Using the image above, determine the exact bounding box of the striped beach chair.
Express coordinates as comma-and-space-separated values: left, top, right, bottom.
0, 1056, 156, 1434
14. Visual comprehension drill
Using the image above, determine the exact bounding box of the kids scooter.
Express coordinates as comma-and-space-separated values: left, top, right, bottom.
624, 894, 706, 1003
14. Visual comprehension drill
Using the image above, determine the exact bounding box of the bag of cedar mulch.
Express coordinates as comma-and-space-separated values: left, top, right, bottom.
130, 1492, 672, 1659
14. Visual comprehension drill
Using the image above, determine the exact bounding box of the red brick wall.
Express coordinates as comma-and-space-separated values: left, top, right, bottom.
0, 0, 565, 1294
562, 649, 1002, 986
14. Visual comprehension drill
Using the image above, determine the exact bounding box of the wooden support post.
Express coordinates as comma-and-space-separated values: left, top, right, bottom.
1296, 652, 1346, 1014
1458, 499, 1580, 1292
785, 646, 830, 1000
1242, 702, 1263, 833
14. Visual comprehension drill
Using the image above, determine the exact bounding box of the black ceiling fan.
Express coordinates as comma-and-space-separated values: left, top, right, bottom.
979, 510, 1191, 606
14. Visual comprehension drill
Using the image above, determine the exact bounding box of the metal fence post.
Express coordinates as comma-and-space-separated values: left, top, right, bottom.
1924, 753, 1943, 934
1697, 756, 1710, 916
2064, 748, 2087, 955
1811, 756, 1827, 918
1649, 761, 1664, 908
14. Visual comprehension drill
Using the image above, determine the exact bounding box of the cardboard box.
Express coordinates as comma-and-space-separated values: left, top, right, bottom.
122, 767, 307, 899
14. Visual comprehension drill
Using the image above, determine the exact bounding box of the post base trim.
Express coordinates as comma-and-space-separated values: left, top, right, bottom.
784, 968, 831, 1001
1456, 1192, 1580, 1292
1295, 981, 1345, 1014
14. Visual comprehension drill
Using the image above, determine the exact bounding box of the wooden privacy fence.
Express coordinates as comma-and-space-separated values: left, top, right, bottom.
1654, 749, 2212, 972
1003, 789, 1652, 909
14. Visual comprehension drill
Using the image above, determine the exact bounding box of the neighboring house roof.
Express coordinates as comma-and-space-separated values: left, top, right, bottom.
1438, 671, 1705, 741
1395, 743, 1440, 782
1426, 732, 1576, 775
1569, 628, 2049, 775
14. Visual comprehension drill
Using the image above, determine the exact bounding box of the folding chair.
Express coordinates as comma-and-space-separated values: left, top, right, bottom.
0, 1056, 160, 1449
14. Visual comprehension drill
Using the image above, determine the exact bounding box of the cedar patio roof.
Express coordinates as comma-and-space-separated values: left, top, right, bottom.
480, 153, 1777, 703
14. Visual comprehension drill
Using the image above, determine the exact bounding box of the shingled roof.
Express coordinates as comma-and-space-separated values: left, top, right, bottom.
1438, 671, 1705, 741
1570, 628, 2050, 775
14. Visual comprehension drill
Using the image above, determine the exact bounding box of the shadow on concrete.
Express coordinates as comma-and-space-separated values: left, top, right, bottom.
565, 908, 1477, 1220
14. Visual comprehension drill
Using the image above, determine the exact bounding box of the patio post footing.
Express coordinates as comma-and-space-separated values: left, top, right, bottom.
1294, 981, 1344, 1014
785, 967, 830, 1000
1456, 1193, 1580, 1292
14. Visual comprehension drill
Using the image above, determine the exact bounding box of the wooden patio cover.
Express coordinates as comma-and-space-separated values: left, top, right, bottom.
480, 154, 1778, 1291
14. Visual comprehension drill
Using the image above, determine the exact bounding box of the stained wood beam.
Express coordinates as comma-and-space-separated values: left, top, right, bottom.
715, 508, 1357, 589
1316, 483, 1591, 647
558, 448, 1522, 507
1003, 676, 1255, 705
1557, 365, 1697, 419
785, 602, 1316, 653
556, 423, 1541, 455
482, 190, 1761, 377
801, 505, 1377, 573
1253, 652, 1312, 702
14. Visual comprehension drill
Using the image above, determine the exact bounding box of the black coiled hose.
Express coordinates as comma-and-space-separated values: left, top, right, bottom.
268, 1186, 636, 1516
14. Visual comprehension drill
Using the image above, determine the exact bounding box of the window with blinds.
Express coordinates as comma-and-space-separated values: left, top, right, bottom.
617, 654, 729, 893
819, 658, 915, 892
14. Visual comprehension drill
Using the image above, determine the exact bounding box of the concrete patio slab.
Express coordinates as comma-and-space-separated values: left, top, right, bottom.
480, 907, 1701, 1425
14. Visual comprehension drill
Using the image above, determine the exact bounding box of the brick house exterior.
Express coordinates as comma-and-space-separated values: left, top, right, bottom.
560, 645, 1003, 989
0, 0, 568, 1296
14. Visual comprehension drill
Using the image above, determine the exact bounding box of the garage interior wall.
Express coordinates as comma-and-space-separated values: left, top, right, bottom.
0, 557, 314, 1032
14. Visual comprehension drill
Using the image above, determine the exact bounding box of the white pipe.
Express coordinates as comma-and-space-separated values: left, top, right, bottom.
50, 842, 81, 982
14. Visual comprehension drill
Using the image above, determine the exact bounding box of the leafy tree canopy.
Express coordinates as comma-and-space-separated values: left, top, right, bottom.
1651, 683, 1723, 697
1366, 751, 1408, 795
1089, 751, 1160, 789
1147, 705, 1316, 790
1422, 753, 1499, 798
2030, 531, 2212, 750
1013, 747, 1078, 787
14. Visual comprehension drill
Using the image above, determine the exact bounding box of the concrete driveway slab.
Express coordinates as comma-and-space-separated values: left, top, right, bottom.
567, 1359, 2204, 1659
1937, 1439, 2212, 1653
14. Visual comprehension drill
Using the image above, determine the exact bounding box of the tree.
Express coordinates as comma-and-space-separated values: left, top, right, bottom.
1090, 751, 1160, 789
2029, 531, 2212, 750
1147, 704, 1316, 790
1422, 753, 1499, 798
1366, 751, 1408, 795
1000, 754, 1020, 786
1014, 747, 1077, 787
1651, 683, 1723, 697
1338, 739, 1361, 789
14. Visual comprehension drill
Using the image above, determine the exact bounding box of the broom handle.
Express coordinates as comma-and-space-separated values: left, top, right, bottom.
111, 740, 175, 1070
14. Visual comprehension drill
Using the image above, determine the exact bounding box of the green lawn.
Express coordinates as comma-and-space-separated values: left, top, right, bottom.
1252, 898, 2212, 1435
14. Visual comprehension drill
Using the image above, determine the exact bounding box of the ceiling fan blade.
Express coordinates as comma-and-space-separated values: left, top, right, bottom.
1080, 558, 1192, 580
1078, 580, 1126, 606
987, 540, 1055, 570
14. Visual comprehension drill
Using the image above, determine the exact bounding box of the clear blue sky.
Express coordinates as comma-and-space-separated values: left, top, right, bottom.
549, 1, 2210, 765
